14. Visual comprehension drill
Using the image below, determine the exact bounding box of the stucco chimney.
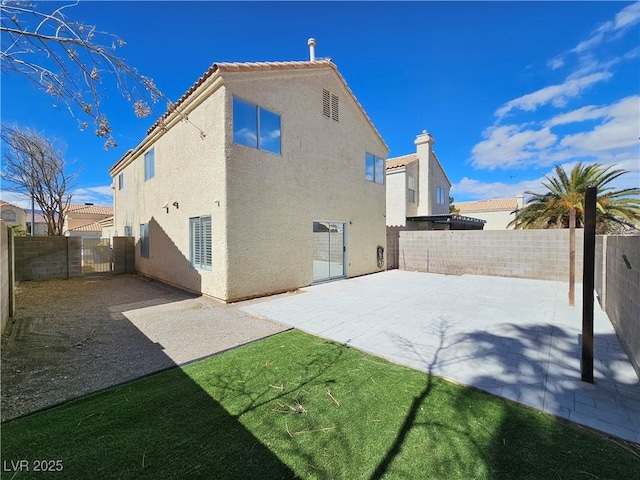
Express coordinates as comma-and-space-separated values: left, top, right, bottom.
414, 130, 436, 216
308, 38, 316, 61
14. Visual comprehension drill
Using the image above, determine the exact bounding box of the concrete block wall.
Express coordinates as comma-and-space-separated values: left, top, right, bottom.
1, 222, 15, 335
386, 228, 400, 270
601, 235, 639, 378
398, 229, 584, 282
14, 236, 82, 281
113, 236, 135, 274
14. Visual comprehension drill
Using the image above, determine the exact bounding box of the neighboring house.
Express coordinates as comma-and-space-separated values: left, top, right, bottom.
454, 196, 524, 230
24, 210, 49, 236
64, 203, 114, 239
109, 41, 389, 302
0, 201, 27, 233
99, 216, 115, 242
386, 131, 484, 231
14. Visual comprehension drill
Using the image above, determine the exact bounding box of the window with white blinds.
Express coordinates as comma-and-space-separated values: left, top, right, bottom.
190, 215, 212, 270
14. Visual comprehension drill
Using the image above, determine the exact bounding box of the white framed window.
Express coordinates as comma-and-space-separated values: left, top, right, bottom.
437, 187, 446, 205
322, 89, 339, 121
118, 172, 124, 190
190, 216, 212, 270
365, 153, 384, 185
233, 97, 281, 155
144, 148, 155, 181
123, 225, 133, 237
140, 223, 149, 258
407, 176, 416, 203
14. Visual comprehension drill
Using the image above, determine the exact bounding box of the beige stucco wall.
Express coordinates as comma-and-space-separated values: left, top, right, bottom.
414, 133, 450, 217
65, 212, 112, 232
405, 163, 419, 218
428, 154, 450, 216
111, 82, 229, 299
386, 132, 450, 227
111, 66, 387, 301
460, 210, 515, 230
386, 167, 408, 227
223, 68, 388, 300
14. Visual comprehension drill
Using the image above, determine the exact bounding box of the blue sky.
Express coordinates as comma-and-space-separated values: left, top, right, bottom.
2, 1, 639, 208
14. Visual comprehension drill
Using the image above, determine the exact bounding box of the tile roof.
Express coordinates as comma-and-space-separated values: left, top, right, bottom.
0, 200, 25, 211
25, 210, 47, 223
111, 58, 389, 176
147, 60, 339, 135
386, 154, 417, 170
107, 58, 387, 175
67, 204, 113, 216
68, 221, 103, 233
455, 198, 519, 213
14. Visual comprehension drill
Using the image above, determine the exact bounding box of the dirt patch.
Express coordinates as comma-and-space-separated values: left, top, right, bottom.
1, 274, 289, 422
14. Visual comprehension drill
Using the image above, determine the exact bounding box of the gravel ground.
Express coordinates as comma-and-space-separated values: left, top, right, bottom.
1, 274, 289, 422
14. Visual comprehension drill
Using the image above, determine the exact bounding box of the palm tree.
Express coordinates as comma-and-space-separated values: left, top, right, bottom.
509, 163, 640, 234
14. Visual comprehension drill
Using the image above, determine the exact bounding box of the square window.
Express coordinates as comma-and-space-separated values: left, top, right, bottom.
233, 97, 281, 155
365, 153, 384, 185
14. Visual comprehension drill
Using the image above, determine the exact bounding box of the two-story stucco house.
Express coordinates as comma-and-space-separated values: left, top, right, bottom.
385, 131, 484, 231
0, 201, 27, 233
454, 196, 525, 230
63, 203, 114, 239
109, 41, 389, 302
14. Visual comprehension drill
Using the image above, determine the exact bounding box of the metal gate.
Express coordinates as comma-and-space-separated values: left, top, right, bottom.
81, 238, 113, 274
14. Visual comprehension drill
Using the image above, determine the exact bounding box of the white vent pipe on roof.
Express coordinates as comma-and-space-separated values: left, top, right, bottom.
308, 38, 316, 61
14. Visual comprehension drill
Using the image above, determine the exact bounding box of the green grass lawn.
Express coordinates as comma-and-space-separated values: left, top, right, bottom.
2, 330, 638, 479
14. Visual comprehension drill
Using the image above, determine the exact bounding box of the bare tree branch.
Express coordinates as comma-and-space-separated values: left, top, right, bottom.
1, 125, 78, 235
0, 0, 204, 149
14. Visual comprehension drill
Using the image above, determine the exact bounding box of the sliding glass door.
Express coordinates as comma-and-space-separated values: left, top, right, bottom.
312, 221, 345, 282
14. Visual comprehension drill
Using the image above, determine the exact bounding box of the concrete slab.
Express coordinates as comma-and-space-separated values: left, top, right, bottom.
240, 270, 640, 443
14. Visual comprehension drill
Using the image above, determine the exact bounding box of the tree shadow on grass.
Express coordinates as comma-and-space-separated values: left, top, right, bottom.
365, 319, 640, 480
453, 324, 640, 479
368, 318, 495, 479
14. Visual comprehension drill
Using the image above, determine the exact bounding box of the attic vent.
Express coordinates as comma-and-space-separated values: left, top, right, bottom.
331, 93, 339, 121
322, 89, 339, 122
323, 89, 331, 117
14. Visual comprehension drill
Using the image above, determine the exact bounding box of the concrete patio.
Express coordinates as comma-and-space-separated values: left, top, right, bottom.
240, 270, 640, 443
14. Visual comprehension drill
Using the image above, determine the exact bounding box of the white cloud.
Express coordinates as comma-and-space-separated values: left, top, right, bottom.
495, 72, 612, 119
571, 2, 640, 53
1, 186, 113, 210
571, 33, 605, 55
548, 57, 564, 70
552, 3, 640, 69
472, 96, 640, 172
559, 95, 639, 152
451, 176, 545, 200
70, 185, 113, 206
546, 104, 603, 127
0, 191, 33, 209
471, 125, 557, 170
610, 1, 640, 31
